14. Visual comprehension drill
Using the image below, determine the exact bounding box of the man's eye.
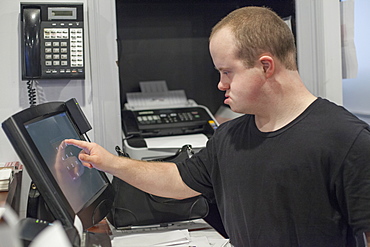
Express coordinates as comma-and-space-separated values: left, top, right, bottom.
222, 71, 229, 75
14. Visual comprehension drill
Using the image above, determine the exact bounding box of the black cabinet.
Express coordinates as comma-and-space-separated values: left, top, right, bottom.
115, 0, 295, 114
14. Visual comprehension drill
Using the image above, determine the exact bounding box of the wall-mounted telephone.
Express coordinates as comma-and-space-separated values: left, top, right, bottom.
21, 3, 85, 80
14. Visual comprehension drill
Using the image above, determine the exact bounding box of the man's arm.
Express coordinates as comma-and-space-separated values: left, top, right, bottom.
63, 139, 200, 200
365, 232, 370, 246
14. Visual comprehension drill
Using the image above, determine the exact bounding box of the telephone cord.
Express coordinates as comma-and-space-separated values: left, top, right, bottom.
27, 80, 37, 106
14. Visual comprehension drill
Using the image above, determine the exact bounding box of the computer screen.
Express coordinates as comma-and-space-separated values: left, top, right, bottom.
24, 112, 106, 214
2, 99, 114, 231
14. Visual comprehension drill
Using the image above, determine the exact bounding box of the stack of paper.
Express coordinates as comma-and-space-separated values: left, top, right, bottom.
0, 168, 13, 191
112, 229, 189, 246
111, 229, 230, 247
126, 80, 192, 110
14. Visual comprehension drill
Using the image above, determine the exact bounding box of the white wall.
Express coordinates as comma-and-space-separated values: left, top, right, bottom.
342, 0, 370, 124
296, 0, 343, 105
0, 0, 121, 163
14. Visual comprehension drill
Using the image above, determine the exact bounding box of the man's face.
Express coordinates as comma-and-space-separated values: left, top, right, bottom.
209, 27, 266, 115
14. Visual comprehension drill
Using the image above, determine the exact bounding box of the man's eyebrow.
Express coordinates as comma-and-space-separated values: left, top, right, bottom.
214, 66, 228, 71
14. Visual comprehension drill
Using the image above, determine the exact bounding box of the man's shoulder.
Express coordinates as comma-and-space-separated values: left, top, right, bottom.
314, 98, 366, 123
311, 98, 369, 133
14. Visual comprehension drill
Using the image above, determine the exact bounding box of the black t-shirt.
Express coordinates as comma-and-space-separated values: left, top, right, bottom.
176, 98, 370, 247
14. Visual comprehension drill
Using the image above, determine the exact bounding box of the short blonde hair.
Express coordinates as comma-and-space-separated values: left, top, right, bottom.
210, 6, 297, 70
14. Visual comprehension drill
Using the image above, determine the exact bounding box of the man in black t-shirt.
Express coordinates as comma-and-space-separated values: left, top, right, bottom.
65, 6, 370, 246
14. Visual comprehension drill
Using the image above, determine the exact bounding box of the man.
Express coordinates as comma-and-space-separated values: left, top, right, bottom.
65, 6, 370, 246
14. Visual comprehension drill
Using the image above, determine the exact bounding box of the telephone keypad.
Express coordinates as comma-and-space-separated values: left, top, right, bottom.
41, 22, 84, 78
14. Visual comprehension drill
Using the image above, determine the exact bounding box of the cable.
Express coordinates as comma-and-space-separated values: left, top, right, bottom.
84, 133, 91, 143
115, 145, 129, 158
122, 135, 134, 141
27, 80, 37, 106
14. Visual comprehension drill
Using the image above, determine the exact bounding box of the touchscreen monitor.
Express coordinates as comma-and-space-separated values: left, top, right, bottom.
2, 99, 114, 232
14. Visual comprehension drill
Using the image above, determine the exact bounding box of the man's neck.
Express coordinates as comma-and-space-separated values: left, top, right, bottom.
254, 83, 317, 132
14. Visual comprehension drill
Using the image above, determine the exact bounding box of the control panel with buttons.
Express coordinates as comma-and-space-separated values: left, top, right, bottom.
122, 106, 218, 139
136, 110, 203, 125
40, 22, 85, 79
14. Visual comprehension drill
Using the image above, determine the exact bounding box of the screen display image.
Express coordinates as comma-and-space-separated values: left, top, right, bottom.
52, 10, 74, 17
25, 112, 105, 213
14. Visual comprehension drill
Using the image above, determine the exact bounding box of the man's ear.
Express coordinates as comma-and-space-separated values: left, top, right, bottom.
259, 55, 274, 77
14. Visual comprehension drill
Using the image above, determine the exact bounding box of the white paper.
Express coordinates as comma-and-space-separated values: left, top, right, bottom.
0, 204, 21, 247
170, 236, 210, 247
112, 229, 190, 246
0, 204, 19, 228
145, 134, 208, 149
73, 215, 83, 239
112, 232, 231, 247
209, 238, 230, 247
29, 221, 72, 247
140, 80, 168, 93
127, 90, 188, 110
0, 225, 22, 247
110, 219, 231, 247
0, 169, 12, 180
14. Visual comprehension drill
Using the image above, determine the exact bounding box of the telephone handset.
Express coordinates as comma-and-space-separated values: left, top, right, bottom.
21, 4, 85, 80
23, 8, 42, 78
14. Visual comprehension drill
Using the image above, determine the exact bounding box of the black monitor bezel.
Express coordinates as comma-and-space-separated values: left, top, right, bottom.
2, 100, 114, 230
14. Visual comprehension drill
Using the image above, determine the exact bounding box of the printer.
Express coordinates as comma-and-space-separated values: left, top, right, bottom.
121, 81, 218, 160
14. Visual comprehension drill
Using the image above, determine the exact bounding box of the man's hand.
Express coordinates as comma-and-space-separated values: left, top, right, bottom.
62, 139, 118, 173
365, 232, 370, 246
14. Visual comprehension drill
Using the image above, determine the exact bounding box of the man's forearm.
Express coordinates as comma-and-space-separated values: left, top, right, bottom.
112, 157, 200, 200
